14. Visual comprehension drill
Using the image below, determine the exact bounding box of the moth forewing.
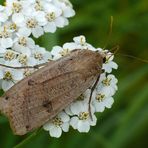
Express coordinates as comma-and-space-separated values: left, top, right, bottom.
0, 49, 104, 135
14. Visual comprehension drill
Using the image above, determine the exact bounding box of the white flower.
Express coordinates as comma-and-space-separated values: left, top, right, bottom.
92, 89, 114, 112
53, 0, 75, 18
43, 3, 65, 33
15, 11, 46, 38
72, 35, 96, 51
3, 50, 17, 61
51, 35, 96, 60
97, 74, 118, 96
70, 101, 97, 133
77, 89, 96, 103
0, 60, 24, 91
51, 45, 72, 60
73, 35, 86, 44
13, 36, 35, 56
0, 26, 13, 49
0, 6, 9, 23
32, 45, 52, 64
17, 54, 36, 66
0, 2, 118, 138
102, 54, 118, 73
0, 46, 7, 54
65, 106, 74, 116
6, 0, 33, 16
6, 0, 22, 15
65, 89, 95, 116
43, 111, 70, 138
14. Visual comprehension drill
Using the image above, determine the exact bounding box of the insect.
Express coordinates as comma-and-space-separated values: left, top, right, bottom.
0, 49, 106, 135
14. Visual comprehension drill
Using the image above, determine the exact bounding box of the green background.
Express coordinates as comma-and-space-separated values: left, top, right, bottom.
0, 0, 148, 148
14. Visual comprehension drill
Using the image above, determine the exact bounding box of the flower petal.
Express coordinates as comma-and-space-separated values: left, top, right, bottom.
49, 126, 62, 138
77, 120, 90, 133
61, 122, 69, 132
70, 116, 78, 129
58, 112, 70, 122
2, 80, 14, 91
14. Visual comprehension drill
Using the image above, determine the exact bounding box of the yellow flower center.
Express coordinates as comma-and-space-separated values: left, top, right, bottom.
79, 112, 89, 120
9, 23, 17, 31
96, 94, 105, 102
102, 78, 112, 86
34, 53, 43, 60
46, 12, 56, 22
24, 70, 32, 77
18, 54, 28, 65
52, 117, 63, 126
3, 71, 12, 81
59, 49, 70, 57
12, 2, 22, 13
26, 19, 38, 28
0, 28, 11, 38
80, 37, 85, 45
4, 51, 16, 61
35, 1, 42, 11
18, 37, 27, 46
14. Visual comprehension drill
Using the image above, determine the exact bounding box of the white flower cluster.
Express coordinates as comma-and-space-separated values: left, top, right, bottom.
43, 35, 118, 138
0, 0, 75, 91
0, 0, 118, 139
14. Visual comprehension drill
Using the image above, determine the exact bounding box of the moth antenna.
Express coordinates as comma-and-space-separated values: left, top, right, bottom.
117, 53, 148, 63
88, 75, 101, 121
110, 45, 120, 54
105, 46, 148, 64
104, 45, 120, 62
103, 16, 114, 50
0, 64, 38, 69
0, 62, 48, 69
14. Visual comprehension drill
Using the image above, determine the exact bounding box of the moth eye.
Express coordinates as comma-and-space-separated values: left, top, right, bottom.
103, 57, 106, 63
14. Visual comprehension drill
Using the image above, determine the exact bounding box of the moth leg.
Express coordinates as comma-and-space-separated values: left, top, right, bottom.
88, 75, 100, 120
101, 69, 105, 73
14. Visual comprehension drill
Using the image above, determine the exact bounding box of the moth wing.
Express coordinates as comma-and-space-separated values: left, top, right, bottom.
0, 49, 102, 135
2, 71, 97, 135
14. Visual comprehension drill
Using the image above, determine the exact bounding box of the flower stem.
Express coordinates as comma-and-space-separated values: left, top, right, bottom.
13, 128, 42, 148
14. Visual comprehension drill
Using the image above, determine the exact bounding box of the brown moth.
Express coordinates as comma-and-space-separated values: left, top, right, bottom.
0, 49, 105, 135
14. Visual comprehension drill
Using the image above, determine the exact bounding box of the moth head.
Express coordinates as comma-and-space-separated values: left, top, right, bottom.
100, 52, 107, 63
96, 46, 118, 64
95, 50, 108, 64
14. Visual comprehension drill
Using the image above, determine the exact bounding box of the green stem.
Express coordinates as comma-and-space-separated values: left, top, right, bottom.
13, 128, 42, 148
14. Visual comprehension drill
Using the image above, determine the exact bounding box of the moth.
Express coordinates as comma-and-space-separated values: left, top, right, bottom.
0, 49, 106, 135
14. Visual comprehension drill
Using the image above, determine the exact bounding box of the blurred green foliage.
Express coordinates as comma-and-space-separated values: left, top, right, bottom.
0, 0, 148, 148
